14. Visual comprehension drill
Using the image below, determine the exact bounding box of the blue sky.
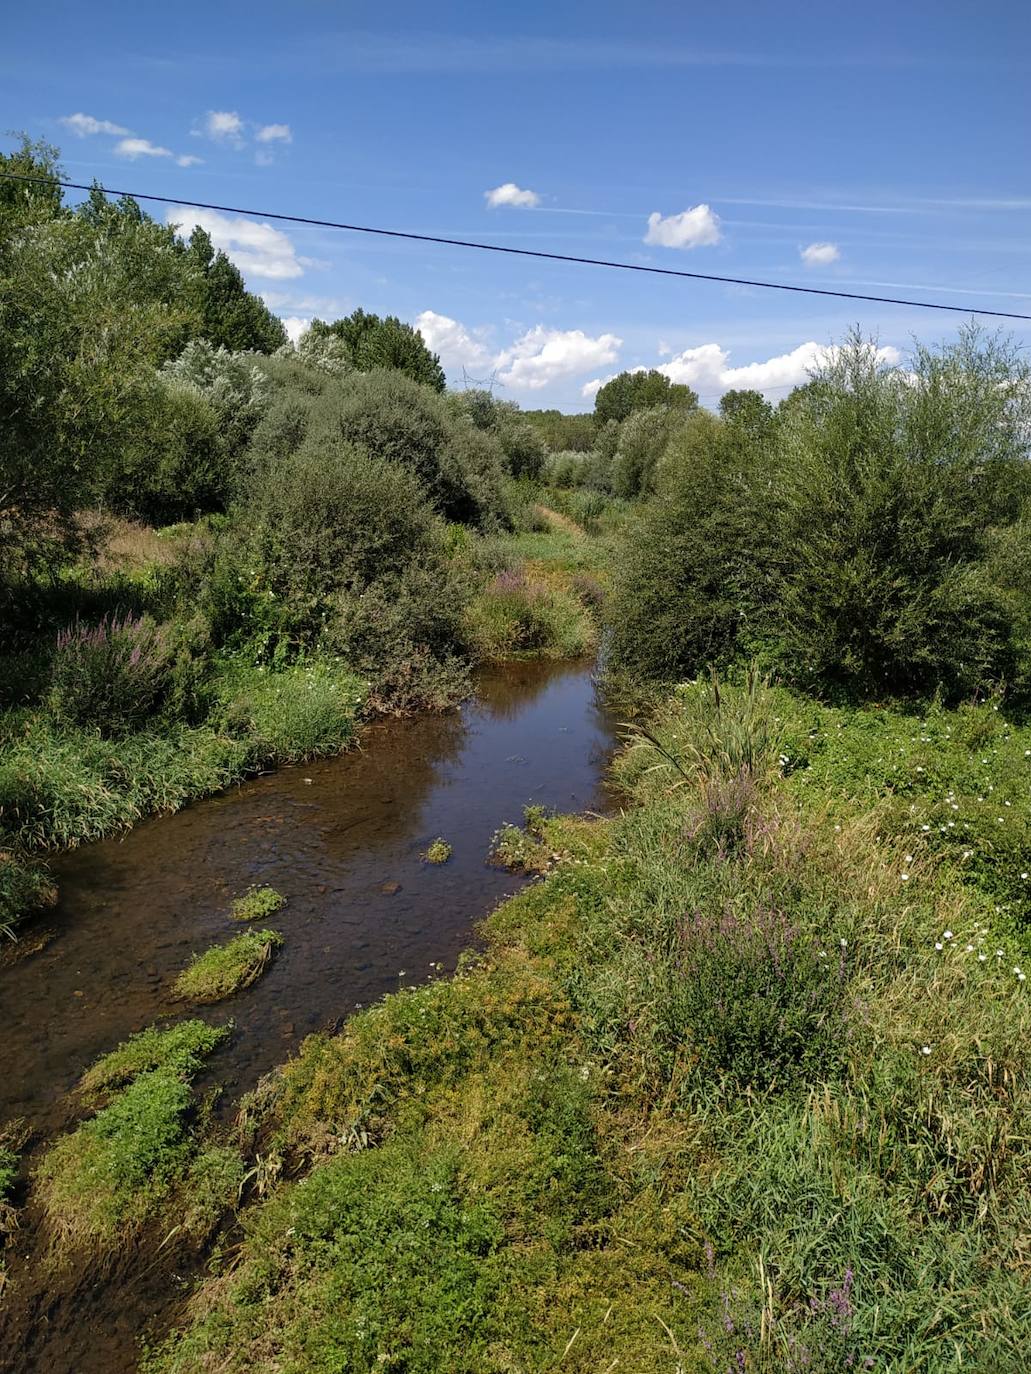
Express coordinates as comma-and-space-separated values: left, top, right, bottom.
4, 1, 1030, 409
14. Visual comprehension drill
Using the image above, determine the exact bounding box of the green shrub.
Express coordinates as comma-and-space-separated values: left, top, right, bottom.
316, 369, 508, 527
173, 928, 282, 1003
422, 838, 452, 864
670, 904, 849, 1092
608, 331, 1031, 701
48, 613, 174, 735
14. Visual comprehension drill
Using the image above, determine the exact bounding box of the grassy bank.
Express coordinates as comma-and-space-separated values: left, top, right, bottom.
0, 658, 364, 934
141, 676, 1030, 1372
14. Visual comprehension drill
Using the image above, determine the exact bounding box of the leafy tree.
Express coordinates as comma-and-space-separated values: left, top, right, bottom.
450, 389, 545, 481
0, 134, 63, 231
521, 409, 596, 452
608, 330, 1031, 701
719, 388, 774, 435
308, 309, 445, 391
0, 158, 200, 603
593, 369, 698, 425
610, 405, 682, 498
181, 227, 287, 354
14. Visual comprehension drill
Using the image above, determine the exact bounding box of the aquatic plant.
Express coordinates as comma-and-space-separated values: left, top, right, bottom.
422, 838, 452, 865
231, 885, 287, 922
79, 1019, 231, 1102
173, 929, 283, 1003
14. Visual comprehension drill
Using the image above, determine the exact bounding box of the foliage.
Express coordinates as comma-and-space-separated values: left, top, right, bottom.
307, 309, 445, 391
520, 408, 596, 452
465, 569, 596, 661
451, 389, 546, 481
173, 928, 283, 1003
593, 368, 698, 425
231, 885, 287, 922
47, 614, 174, 735
608, 331, 1031, 700
79, 1019, 232, 1102
160, 338, 271, 476
178, 224, 287, 354
609, 404, 682, 498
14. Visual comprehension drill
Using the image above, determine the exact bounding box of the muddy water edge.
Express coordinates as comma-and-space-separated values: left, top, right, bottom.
0, 657, 619, 1374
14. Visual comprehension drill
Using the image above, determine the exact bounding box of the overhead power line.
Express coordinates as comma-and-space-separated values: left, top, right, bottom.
3, 171, 1031, 322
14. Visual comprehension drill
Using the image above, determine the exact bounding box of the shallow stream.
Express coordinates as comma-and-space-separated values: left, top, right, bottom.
0, 657, 618, 1372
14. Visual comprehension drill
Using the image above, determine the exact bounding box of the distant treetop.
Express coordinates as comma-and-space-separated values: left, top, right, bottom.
308, 309, 445, 392
593, 369, 699, 425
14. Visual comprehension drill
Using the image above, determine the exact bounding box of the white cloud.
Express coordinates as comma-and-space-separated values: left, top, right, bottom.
800, 241, 841, 266
485, 182, 541, 209
281, 316, 310, 345
60, 113, 129, 137
115, 137, 174, 160
494, 326, 621, 390
202, 110, 245, 143
256, 123, 292, 144
114, 137, 202, 168
657, 340, 901, 399
165, 207, 306, 279
644, 204, 721, 249
415, 310, 493, 373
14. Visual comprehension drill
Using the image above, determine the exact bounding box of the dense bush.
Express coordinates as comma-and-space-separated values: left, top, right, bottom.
464, 569, 595, 660
451, 389, 546, 481
212, 436, 474, 709
608, 331, 1031, 701
48, 614, 174, 736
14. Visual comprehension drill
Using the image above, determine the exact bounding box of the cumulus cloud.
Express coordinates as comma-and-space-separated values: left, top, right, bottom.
644, 204, 721, 249
256, 123, 292, 144
657, 340, 901, 399
485, 182, 541, 209
202, 110, 245, 143
280, 316, 310, 345
415, 310, 493, 373
800, 241, 841, 266
114, 137, 171, 159
494, 326, 621, 390
114, 137, 202, 168
165, 207, 306, 279
60, 112, 128, 137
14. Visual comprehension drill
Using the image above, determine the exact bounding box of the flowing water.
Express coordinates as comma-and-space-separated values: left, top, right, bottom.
0, 657, 618, 1373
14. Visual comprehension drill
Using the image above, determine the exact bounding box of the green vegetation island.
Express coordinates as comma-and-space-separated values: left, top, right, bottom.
2, 138, 1030, 1372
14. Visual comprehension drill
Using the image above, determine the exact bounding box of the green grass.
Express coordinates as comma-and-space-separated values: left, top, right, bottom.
231, 885, 287, 921
464, 572, 596, 661
36, 1018, 235, 1252
0, 659, 362, 932
0, 848, 55, 936
173, 929, 283, 1003
78, 1019, 231, 1102
149, 679, 1031, 1372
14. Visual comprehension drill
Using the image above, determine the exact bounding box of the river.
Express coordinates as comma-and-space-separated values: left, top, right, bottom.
0, 656, 618, 1373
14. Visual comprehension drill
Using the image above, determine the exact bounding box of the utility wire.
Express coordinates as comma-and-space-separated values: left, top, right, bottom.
3, 171, 1031, 322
